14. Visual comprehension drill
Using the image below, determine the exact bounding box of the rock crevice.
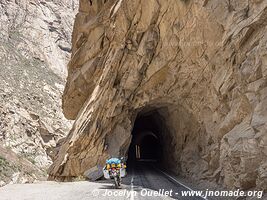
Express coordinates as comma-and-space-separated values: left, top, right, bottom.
49, 0, 267, 191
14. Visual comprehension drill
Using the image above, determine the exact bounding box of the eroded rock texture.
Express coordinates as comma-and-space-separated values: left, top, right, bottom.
0, 0, 78, 185
49, 0, 267, 191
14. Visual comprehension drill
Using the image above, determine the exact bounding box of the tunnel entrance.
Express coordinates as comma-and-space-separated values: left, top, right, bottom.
127, 108, 166, 166
139, 135, 160, 160
124, 104, 204, 180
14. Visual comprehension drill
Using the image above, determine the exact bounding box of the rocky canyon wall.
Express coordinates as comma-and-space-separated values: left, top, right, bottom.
0, 0, 78, 185
49, 0, 267, 191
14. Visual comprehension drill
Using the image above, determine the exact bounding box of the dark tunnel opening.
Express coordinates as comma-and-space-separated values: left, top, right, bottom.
140, 135, 160, 160
127, 108, 166, 167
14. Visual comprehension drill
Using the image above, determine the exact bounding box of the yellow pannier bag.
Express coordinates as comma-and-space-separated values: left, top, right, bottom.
106, 164, 110, 170
117, 163, 121, 168
111, 163, 116, 168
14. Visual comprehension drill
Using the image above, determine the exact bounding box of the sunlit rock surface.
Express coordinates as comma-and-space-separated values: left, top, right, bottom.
0, 0, 78, 185
49, 0, 267, 191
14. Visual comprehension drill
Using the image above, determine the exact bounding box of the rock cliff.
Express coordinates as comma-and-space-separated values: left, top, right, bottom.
49, 0, 267, 191
0, 0, 78, 185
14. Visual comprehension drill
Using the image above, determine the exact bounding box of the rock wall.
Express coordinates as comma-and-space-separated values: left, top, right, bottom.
49, 0, 267, 191
0, 0, 78, 185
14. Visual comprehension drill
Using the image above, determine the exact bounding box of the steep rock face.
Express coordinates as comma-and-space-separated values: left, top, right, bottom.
0, 0, 78, 185
0, 0, 78, 76
49, 0, 267, 191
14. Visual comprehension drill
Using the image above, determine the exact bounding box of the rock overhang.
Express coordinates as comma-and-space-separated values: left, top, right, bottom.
49, 0, 267, 191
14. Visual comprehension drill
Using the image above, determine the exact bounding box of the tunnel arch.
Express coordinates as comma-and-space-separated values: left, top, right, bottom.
126, 104, 206, 177
127, 106, 170, 166
134, 131, 158, 146
131, 131, 160, 161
